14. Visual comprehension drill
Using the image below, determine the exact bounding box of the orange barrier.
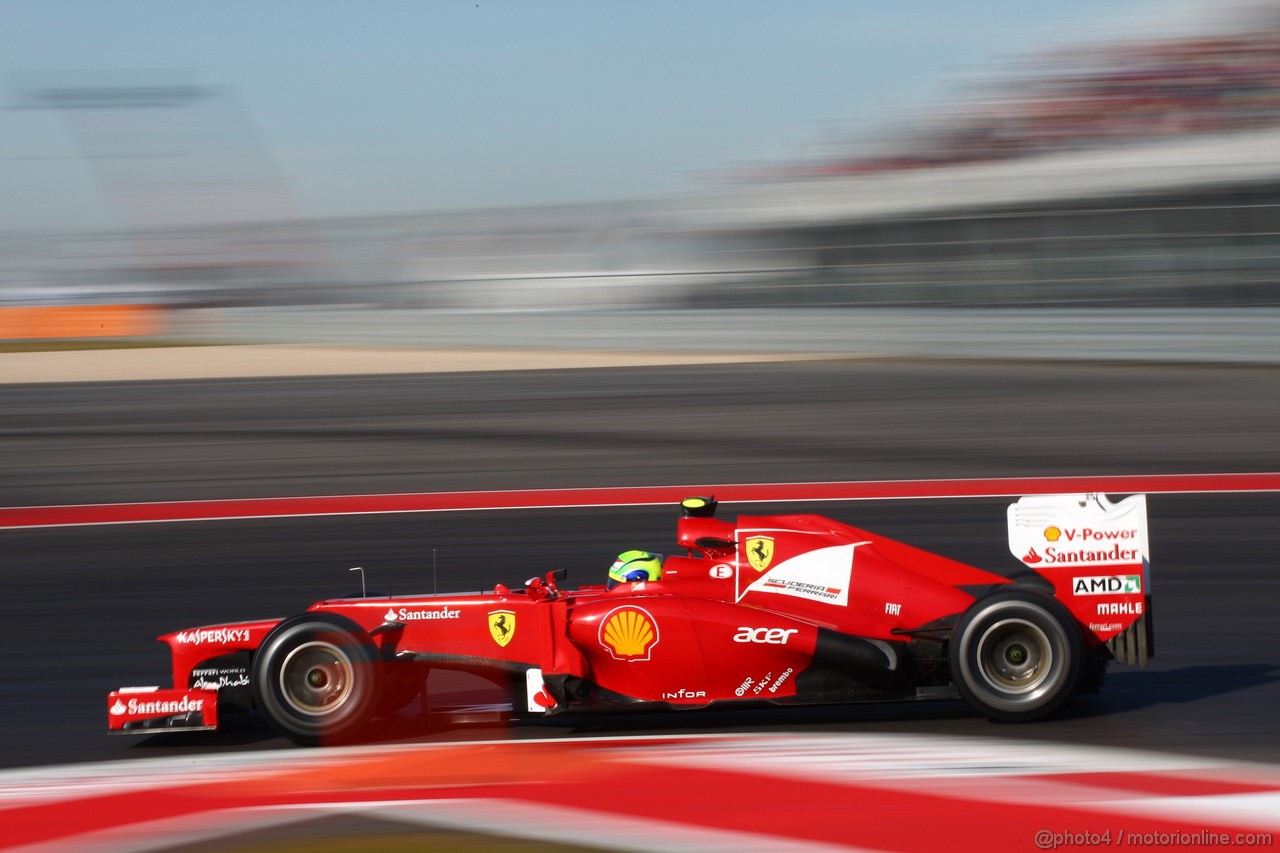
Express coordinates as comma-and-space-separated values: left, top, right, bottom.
0, 304, 165, 340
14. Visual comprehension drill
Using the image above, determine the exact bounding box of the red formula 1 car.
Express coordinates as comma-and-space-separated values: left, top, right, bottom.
108, 494, 1153, 744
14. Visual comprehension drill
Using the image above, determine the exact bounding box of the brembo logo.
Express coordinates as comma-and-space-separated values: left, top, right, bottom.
735, 668, 795, 697
383, 607, 461, 622
175, 628, 251, 645
110, 696, 205, 717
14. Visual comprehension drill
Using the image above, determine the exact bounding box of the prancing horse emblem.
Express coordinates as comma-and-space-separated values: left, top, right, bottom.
745, 536, 774, 572
489, 610, 516, 647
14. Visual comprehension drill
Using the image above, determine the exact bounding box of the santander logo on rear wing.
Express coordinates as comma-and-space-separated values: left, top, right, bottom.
1007, 493, 1153, 659
1007, 493, 1149, 575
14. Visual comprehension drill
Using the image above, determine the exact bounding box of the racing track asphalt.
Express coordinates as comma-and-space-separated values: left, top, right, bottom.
2, 358, 1279, 769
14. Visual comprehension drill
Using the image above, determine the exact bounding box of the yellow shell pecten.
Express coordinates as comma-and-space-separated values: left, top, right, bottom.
602, 608, 656, 658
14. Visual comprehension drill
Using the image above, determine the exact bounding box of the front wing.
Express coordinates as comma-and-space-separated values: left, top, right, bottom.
108, 687, 219, 734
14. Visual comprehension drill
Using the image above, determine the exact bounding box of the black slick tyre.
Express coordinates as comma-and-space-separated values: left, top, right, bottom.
251, 614, 382, 745
949, 590, 1081, 722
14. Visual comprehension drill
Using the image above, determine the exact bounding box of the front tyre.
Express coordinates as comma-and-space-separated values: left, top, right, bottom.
252, 614, 382, 745
949, 590, 1081, 722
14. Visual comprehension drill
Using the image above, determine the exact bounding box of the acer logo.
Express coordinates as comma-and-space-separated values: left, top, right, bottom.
733, 627, 797, 645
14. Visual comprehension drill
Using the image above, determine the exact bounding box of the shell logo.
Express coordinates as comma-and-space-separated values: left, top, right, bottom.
1044, 526, 1062, 542
599, 606, 660, 661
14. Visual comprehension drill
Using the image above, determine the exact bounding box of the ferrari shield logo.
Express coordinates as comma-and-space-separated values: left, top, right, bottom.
488, 610, 516, 647
745, 536, 774, 572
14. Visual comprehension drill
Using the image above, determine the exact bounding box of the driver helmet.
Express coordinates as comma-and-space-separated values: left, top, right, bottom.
607, 549, 663, 589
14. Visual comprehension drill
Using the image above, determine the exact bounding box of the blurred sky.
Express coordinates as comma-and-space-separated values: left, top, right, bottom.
1, 0, 1178, 233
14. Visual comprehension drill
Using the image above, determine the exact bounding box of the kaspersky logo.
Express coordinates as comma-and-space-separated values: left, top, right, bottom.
175, 628, 251, 645
599, 606, 659, 661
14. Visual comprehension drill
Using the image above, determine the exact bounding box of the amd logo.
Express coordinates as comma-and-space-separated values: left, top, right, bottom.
1071, 574, 1142, 596
733, 627, 797, 645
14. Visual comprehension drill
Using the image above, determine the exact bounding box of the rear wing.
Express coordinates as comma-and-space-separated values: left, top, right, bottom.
1008, 494, 1152, 666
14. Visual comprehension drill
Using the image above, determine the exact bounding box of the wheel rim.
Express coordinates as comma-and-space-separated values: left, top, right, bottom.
975, 617, 1055, 700
279, 640, 355, 717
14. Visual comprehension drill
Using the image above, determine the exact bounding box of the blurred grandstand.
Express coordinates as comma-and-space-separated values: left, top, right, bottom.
690, 0, 1280, 306
753, 9, 1280, 176
4, 2, 1280, 318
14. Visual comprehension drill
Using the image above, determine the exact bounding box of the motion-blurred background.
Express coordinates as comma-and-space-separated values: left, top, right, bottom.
6, 11, 1280, 850
4, 0, 1280, 347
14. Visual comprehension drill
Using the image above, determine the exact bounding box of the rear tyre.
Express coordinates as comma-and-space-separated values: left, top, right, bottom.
252, 614, 382, 745
949, 590, 1081, 721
